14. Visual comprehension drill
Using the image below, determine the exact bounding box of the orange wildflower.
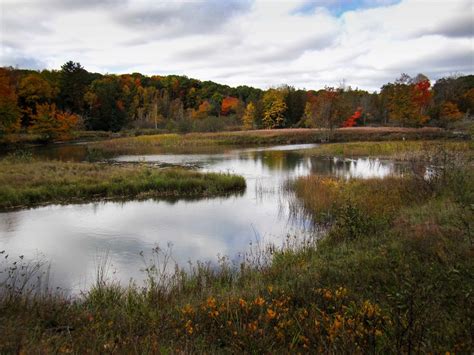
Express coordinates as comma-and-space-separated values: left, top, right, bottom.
266, 308, 277, 320
254, 297, 265, 306
206, 296, 217, 309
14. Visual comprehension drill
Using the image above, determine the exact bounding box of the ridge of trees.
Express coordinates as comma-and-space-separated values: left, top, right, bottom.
1, 61, 473, 140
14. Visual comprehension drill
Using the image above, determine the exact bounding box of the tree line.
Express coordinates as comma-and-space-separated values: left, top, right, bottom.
1, 61, 473, 141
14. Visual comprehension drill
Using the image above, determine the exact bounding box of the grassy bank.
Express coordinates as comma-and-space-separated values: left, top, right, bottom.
1, 148, 472, 353
1, 126, 462, 149
0, 158, 246, 210
301, 140, 473, 160
86, 127, 460, 156
0, 129, 169, 147
285, 166, 473, 352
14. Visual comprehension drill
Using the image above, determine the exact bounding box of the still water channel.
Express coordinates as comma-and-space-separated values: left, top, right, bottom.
0, 144, 405, 294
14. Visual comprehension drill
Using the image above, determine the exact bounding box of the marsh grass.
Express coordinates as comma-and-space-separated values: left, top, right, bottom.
0, 144, 472, 353
0, 159, 246, 210
87, 127, 455, 156
302, 140, 472, 160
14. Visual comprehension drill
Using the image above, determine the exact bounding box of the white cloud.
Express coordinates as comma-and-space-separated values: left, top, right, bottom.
1, 0, 472, 91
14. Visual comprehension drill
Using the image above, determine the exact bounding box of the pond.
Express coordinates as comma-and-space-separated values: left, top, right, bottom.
0, 144, 407, 294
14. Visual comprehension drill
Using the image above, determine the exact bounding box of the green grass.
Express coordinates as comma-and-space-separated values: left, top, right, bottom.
301, 140, 473, 160
0, 158, 246, 210
0, 141, 472, 353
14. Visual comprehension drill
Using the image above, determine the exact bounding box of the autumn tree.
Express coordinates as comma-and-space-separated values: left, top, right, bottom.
242, 102, 257, 130
168, 98, 185, 122
262, 89, 287, 129
29, 103, 78, 141
17, 73, 53, 126
221, 96, 240, 116
303, 88, 351, 130
342, 108, 363, 127
431, 75, 473, 120
412, 74, 432, 120
380, 74, 431, 127
433, 75, 474, 109
0, 68, 21, 136
192, 100, 212, 120
133, 86, 165, 129
439, 101, 464, 126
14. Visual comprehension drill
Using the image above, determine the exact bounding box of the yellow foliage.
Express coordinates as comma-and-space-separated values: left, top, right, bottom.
262, 89, 287, 129
242, 102, 256, 130
29, 103, 78, 141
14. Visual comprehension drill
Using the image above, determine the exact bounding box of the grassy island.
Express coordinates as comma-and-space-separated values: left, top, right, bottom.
0, 158, 246, 210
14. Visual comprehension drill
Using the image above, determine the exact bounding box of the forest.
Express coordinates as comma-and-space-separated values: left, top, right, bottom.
1, 61, 473, 142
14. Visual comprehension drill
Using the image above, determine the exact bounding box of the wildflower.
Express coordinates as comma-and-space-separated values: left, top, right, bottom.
238, 298, 247, 308
266, 308, 277, 320
323, 290, 332, 300
206, 296, 217, 309
248, 321, 258, 332
208, 310, 219, 318
254, 296, 265, 307
375, 329, 383, 337
335, 287, 347, 299
362, 300, 381, 318
299, 309, 309, 320
181, 304, 194, 316
185, 320, 194, 335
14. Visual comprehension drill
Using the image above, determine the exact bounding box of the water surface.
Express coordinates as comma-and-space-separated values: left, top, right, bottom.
0, 144, 405, 293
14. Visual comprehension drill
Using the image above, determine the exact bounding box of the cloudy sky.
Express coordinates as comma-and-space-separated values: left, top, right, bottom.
1, 0, 473, 91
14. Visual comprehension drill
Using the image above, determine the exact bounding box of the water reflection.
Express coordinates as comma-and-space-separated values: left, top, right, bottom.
319, 157, 398, 179
0, 144, 406, 294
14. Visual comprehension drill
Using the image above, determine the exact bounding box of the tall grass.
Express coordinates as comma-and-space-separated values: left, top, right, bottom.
0, 159, 246, 210
301, 140, 472, 160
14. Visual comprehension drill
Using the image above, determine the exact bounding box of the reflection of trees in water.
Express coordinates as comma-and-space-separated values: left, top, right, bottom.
33, 145, 88, 162
309, 157, 335, 176
309, 157, 402, 179
87, 192, 246, 212
244, 151, 305, 172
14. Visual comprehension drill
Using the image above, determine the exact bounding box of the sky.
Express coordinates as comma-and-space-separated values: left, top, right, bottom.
0, 0, 473, 91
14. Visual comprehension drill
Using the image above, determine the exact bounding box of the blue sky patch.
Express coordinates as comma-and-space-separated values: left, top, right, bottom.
292, 0, 401, 16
